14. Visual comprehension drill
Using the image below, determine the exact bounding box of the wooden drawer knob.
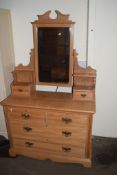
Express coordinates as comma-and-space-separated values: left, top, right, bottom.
25, 141, 34, 147
62, 117, 72, 123
62, 147, 71, 152
22, 113, 30, 119
24, 127, 32, 132
62, 131, 72, 137
18, 89, 23, 92
81, 94, 87, 97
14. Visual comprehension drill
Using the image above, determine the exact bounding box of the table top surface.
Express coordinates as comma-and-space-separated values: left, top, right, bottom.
1, 91, 96, 114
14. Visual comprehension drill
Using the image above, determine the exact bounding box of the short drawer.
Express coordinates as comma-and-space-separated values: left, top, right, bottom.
74, 76, 96, 88
6, 107, 46, 126
11, 84, 32, 96
47, 111, 89, 128
73, 89, 95, 101
44, 127, 87, 147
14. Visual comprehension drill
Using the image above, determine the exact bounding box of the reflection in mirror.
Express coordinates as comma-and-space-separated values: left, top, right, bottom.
38, 27, 70, 83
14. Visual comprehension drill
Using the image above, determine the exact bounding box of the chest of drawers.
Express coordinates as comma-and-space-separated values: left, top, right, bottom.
1, 92, 95, 167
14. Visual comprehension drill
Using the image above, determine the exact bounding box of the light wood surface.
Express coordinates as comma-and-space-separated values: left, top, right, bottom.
1, 91, 95, 113
1, 91, 95, 167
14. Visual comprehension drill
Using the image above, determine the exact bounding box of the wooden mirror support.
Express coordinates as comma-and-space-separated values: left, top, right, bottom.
73, 49, 96, 101
0, 10, 96, 168
11, 49, 35, 96
32, 10, 75, 86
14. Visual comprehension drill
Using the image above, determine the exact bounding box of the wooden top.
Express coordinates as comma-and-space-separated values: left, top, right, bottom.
1, 91, 95, 114
31, 10, 75, 25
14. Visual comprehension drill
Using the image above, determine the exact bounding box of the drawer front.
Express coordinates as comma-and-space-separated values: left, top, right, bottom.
44, 127, 87, 146
47, 111, 89, 128
73, 89, 94, 101
12, 85, 31, 96
9, 123, 45, 139
6, 107, 46, 126
13, 138, 86, 158
74, 76, 96, 88
46, 127, 87, 138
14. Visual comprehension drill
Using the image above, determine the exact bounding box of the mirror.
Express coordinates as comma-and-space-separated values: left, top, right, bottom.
38, 27, 70, 83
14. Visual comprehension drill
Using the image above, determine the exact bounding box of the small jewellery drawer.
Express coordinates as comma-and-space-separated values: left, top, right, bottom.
74, 76, 96, 88
11, 83, 32, 96
13, 138, 85, 158
73, 89, 94, 101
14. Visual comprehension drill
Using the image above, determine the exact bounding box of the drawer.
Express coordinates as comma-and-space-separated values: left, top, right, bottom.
11, 84, 32, 96
9, 122, 47, 141
13, 138, 86, 158
74, 76, 96, 88
47, 111, 89, 128
8, 123, 44, 142
44, 127, 87, 146
6, 107, 46, 126
73, 89, 94, 101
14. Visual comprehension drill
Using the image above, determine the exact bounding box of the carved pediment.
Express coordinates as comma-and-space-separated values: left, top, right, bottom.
32, 10, 75, 24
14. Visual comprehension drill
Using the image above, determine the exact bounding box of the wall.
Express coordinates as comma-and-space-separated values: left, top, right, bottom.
0, 9, 15, 96
0, 52, 7, 137
0, 9, 15, 137
88, 0, 117, 137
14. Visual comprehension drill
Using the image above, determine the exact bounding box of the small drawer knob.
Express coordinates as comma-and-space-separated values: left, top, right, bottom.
24, 127, 32, 132
81, 94, 87, 98
62, 147, 71, 152
18, 89, 23, 92
25, 141, 34, 147
62, 131, 72, 137
62, 117, 72, 123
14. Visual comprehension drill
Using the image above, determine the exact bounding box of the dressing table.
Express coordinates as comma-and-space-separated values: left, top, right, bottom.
0, 10, 96, 167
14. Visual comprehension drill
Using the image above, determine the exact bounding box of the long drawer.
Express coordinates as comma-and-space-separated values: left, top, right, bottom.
13, 138, 86, 158
6, 107, 46, 127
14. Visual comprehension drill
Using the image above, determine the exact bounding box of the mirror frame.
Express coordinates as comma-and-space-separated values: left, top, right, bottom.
32, 10, 75, 87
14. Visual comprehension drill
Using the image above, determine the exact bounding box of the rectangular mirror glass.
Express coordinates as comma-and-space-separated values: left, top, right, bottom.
38, 27, 70, 83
